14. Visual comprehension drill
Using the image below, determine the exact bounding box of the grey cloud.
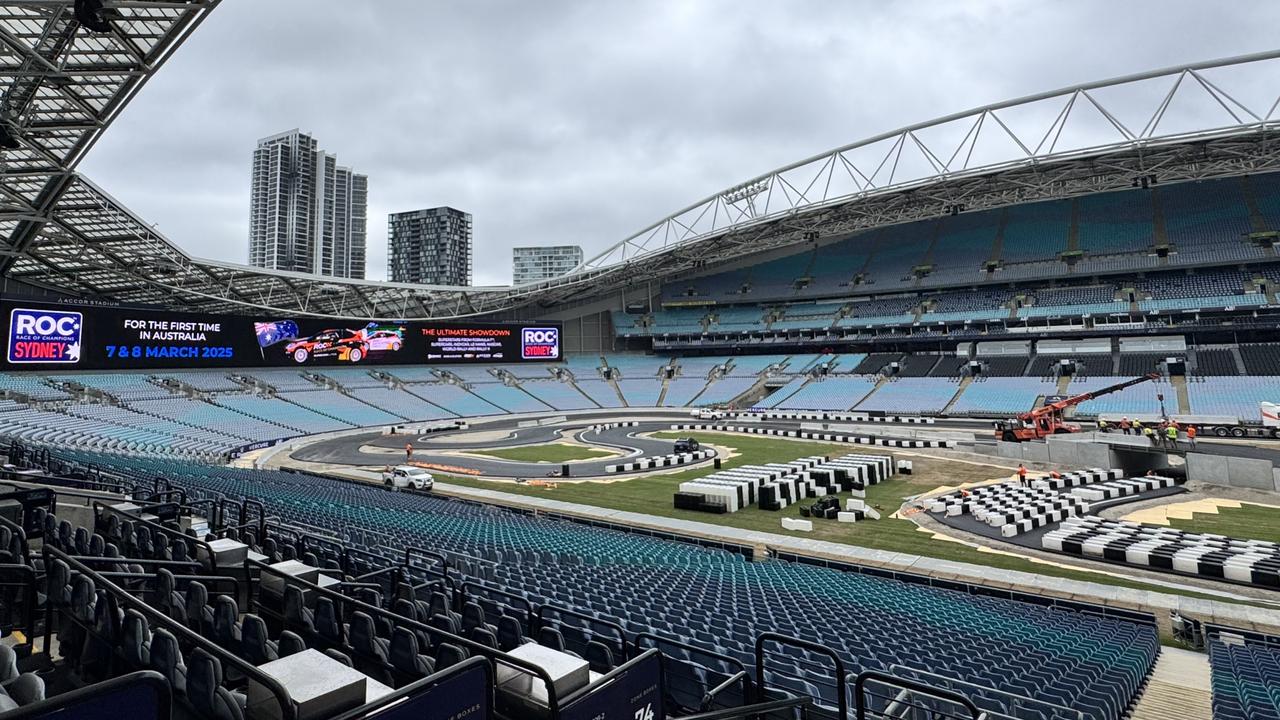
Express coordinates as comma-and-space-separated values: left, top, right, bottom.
80, 0, 1269, 286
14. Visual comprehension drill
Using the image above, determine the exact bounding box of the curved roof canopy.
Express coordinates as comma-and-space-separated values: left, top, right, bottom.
0, 2, 1278, 319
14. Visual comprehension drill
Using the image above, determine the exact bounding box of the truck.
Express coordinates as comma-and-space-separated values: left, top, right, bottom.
382, 465, 434, 491
691, 408, 724, 421
1188, 403, 1280, 439
995, 373, 1160, 442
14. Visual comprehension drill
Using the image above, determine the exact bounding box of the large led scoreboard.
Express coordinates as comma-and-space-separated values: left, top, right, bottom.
1, 298, 561, 371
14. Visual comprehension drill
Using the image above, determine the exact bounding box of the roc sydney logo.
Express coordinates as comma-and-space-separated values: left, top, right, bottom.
521, 327, 559, 360
8, 308, 82, 364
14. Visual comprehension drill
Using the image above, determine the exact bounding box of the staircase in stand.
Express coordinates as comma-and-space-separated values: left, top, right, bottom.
1129, 647, 1212, 720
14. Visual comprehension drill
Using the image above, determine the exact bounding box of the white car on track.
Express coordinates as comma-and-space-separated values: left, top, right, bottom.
382, 465, 434, 491
692, 408, 725, 420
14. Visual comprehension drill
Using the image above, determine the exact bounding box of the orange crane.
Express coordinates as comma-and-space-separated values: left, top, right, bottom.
994, 373, 1161, 442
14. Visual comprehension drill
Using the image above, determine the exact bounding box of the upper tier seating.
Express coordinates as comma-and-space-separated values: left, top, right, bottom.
1240, 344, 1280, 375
850, 353, 902, 375
658, 173, 1277, 308
1192, 348, 1239, 376
1076, 191, 1154, 255
976, 356, 1030, 377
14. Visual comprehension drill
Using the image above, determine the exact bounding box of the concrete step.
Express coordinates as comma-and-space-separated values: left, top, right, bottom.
1130, 648, 1212, 720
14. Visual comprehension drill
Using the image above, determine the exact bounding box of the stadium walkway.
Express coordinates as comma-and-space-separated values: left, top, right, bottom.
321, 467, 1280, 639
1130, 648, 1212, 720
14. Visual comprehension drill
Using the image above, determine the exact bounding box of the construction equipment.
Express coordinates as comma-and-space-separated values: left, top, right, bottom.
995, 373, 1160, 442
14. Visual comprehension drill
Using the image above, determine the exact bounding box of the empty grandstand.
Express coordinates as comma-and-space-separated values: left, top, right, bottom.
0, 5, 1273, 719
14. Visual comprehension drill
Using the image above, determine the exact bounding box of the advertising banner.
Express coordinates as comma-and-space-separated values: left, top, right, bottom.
560, 652, 663, 720
0, 297, 561, 371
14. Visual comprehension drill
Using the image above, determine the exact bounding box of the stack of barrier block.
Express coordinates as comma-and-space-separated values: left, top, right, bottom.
1030, 468, 1123, 491
1068, 474, 1177, 502
928, 482, 1087, 536
969, 485, 1091, 537
803, 453, 895, 497
678, 458, 827, 513
1043, 516, 1280, 588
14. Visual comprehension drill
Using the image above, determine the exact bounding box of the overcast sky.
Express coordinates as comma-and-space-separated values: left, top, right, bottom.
79, 0, 1272, 287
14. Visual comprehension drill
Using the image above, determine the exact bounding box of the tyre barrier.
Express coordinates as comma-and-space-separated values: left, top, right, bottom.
669, 423, 952, 448
605, 448, 714, 473
737, 411, 934, 424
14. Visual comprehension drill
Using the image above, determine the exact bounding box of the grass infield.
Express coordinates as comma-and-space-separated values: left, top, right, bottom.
435, 431, 1271, 610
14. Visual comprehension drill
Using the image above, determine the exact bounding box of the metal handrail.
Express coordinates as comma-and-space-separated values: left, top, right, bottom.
460, 580, 535, 631
756, 631, 847, 718
93, 501, 219, 572
853, 670, 980, 720
1, 670, 172, 720
671, 693, 811, 720
328, 656, 492, 720
537, 601, 629, 657
248, 557, 563, 713
44, 546, 296, 720
889, 663, 1084, 720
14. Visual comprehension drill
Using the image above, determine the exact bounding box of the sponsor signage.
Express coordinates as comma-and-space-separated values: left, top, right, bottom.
521, 327, 560, 359
8, 307, 82, 364
559, 652, 663, 720
0, 297, 561, 371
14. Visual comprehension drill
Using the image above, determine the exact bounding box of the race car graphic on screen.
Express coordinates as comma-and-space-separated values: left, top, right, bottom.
285, 329, 369, 364
361, 323, 405, 353
255, 320, 299, 348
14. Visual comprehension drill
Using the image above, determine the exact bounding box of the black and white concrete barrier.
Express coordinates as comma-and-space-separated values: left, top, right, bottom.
669, 423, 952, 449
738, 411, 934, 424
606, 448, 714, 473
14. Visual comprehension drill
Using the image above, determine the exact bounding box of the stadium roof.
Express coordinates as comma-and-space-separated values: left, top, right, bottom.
0, 3, 1278, 319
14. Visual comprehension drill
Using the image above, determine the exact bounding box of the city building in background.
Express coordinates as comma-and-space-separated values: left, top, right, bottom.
248, 129, 367, 278
512, 244, 583, 285
388, 206, 473, 285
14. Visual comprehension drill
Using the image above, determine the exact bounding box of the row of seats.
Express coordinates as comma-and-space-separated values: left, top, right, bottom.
48, 448, 1162, 720
663, 173, 1280, 304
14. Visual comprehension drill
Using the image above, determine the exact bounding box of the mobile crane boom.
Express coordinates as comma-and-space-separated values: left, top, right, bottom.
995, 373, 1161, 442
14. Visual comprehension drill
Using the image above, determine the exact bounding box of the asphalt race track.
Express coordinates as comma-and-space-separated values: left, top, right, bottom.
289, 412, 718, 477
